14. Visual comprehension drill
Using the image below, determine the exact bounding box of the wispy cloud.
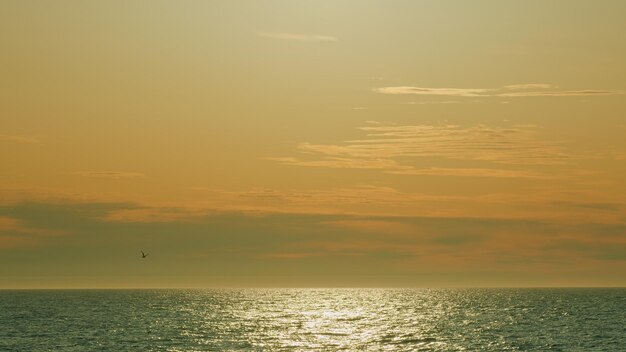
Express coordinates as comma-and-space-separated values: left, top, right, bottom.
376, 84, 621, 98
269, 123, 569, 179
186, 184, 626, 223
262, 252, 328, 260
353, 124, 568, 165
267, 156, 402, 170
503, 83, 554, 90
256, 32, 338, 42
74, 171, 145, 179
189, 184, 487, 218
499, 90, 619, 97
0, 216, 21, 231
0, 134, 40, 144
387, 167, 542, 178
376, 87, 489, 97
0, 215, 67, 248
407, 100, 461, 105
3, 200, 625, 286
104, 207, 206, 223
3, 181, 625, 229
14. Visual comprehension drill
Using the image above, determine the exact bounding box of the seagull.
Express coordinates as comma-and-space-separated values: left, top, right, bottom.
141, 250, 149, 258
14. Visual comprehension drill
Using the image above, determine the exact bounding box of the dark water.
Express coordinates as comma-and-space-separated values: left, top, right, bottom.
1, 288, 624, 351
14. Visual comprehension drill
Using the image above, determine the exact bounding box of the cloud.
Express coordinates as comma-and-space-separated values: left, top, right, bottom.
0, 134, 40, 144
74, 171, 145, 179
267, 156, 403, 170
406, 100, 461, 105
0, 185, 131, 206
387, 167, 542, 178
194, 183, 626, 223
0, 215, 67, 248
323, 219, 417, 236
3, 200, 625, 288
268, 123, 569, 181
375, 87, 489, 97
104, 207, 208, 223
191, 185, 486, 218
262, 252, 327, 260
256, 32, 338, 42
0, 215, 66, 236
503, 83, 554, 90
550, 201, 622, 212
351, 124, 567, 165
376, 84, 621, 98
0, 216, 21, 231
498, 90, 619, 97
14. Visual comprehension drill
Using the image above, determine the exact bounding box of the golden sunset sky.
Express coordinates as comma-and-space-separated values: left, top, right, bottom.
1, 1, 625, 287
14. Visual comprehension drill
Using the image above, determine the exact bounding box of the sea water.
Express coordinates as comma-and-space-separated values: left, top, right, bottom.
1, 288, 624, 351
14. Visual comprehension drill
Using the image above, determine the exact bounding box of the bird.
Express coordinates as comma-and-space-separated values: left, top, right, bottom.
141, 250, 149, 258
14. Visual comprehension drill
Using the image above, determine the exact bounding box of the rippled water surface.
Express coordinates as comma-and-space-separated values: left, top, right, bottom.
1, 288, 624, 351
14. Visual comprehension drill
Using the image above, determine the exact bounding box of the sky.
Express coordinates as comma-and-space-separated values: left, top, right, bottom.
1, 0, 625, 288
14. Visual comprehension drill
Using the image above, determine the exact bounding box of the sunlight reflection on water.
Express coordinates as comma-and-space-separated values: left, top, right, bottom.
1, 288, 624, 351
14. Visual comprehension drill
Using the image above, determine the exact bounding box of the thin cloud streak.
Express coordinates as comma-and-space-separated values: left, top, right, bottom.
503, 84, 554, 90
498, 90, 620, 97
0, 215, 68, 248
0, 216, 21, 231
267, 156, 401, 170
268, 123, 571, 180
256, 32, 338, 42
356, 124, 570, 165
104, 207, 206, 223
74, 171, 145, 179
6, 182, 623, 226
377, 84, 621, 98
387, 167, 542, 178
376, 87, 489, 97
407, 101, 461, 105
274, 123, 567, 162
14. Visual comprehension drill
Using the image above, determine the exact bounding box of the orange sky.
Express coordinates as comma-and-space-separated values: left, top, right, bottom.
1, 0, 625, 288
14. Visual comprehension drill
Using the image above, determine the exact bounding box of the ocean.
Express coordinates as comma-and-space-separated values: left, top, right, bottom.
1, 288, 624, 351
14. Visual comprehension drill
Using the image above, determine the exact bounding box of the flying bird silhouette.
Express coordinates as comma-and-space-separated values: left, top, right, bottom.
141, 250, 149, 258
